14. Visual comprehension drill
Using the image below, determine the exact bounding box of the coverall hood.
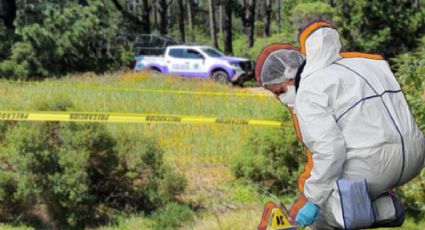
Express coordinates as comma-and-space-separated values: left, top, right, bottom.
299, 22, 342, 78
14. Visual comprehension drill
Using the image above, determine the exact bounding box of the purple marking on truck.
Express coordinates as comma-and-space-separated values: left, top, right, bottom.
144, 63, 169, 74
172, 72, 209, 78
214, 56, 247, 64
208, 65, 235, 79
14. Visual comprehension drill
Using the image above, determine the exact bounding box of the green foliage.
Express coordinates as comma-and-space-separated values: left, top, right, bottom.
392, 36, 425, 131
225, 180, 259, 204
148, 202, 194, 230
335, 0, 425, 57
0, 121, 186, 229
232, 128, 304, 196
232, 1, 336, 60
290, 2, 338, 32
0, 102, 186, 229
254, 21, 264, 37
233, 32, 296, 60
397, 171, 425, 220
277, 0, 327, 34
0, 2, 132, 79
0, 22, 15, 61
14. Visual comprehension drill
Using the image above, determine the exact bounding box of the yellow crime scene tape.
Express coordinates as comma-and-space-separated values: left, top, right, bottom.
0, 111, 287, 127
7, 80, 274, 98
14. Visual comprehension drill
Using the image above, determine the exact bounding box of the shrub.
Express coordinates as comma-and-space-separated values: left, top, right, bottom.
148, 202, 194, 230
0, 2, 132, 79
0, 22, 15, 62
0, 121, 186, 229
392, 37, 425, 131
0, 98, 186, 229
397, 171, 425, 220
254, 21, 265, 37
290, 2, 338, 32
233, 32, 296, 60
232, 127, 304, 196
334, 0, 425, 57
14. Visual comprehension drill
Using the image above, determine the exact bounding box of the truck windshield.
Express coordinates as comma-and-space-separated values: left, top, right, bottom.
201, 48, 225, 57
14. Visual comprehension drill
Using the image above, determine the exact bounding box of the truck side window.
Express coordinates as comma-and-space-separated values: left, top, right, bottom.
169, 49, 185, 58
186, 49, 204, 59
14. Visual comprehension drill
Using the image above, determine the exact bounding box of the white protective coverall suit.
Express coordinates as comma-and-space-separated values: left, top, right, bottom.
294, 21, 425, 229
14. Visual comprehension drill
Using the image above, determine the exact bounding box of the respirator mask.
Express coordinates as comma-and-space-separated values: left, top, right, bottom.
278, 85, 296, 107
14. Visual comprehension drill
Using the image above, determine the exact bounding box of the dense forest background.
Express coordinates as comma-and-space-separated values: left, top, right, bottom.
0, 0, 424, 79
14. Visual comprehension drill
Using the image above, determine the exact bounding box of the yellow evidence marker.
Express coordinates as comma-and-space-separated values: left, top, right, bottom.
258, 202, 297, 230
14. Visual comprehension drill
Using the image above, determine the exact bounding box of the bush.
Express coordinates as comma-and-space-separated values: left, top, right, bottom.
397, 171, 425, 220
0, 121, 186, 229
334, 0, 425, 57
233, 32, 296, 60
148, 202, 194, 230
0, 100, 186, 229
290, 2, 338, 32
392, 37, 425, 131
0, 22, 15, 62
232, 127, 304, 196
0, 2, 132, 79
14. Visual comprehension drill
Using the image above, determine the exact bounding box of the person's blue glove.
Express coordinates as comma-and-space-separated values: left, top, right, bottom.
295, 200, 320, 227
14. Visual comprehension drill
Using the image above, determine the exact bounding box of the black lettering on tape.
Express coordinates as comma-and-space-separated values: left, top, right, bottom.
0, 112, 29, 120
69, 113, 109, 121
146, 115, 182, 123
215, 118, 249, 125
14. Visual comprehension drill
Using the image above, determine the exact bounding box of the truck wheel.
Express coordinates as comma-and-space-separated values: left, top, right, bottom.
148, 68, 161, 76
232, 74, 245, 87
211, 70, 230, 84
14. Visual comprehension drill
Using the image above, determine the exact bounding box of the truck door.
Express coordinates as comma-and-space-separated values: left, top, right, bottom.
183, 49, 208, 77
166, 48, 187, 73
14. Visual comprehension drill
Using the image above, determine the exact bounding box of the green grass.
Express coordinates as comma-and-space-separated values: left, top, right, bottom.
0, 72, 287, 167
0, 72, 424, 230
0, 72, 286, 229
0, 72, 280, 119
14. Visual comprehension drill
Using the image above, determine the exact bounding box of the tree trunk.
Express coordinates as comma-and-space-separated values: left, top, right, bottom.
223, 0, 233, 54
241, 0, 256, 47
111, 0, 150, 33
263, 0, 272, 37
167, 1, 171, 32
177, 0, 185, 43
187, 0, 195, 41
141, 0, 151, 33
0, 0, 17, 29
156, 0, 170, 35
208, 0, 219, 48
219, 4, 223, 33
275, 0, 281, 31
153, 2, 157, 30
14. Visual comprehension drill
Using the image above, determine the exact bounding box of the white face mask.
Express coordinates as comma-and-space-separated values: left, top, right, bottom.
278, 85, 296, 107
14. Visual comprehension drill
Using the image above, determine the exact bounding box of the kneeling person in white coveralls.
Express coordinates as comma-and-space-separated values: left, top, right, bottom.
260, 21, 425, 229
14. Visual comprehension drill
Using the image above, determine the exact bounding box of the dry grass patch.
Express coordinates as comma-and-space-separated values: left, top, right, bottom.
185, 202, 263, 230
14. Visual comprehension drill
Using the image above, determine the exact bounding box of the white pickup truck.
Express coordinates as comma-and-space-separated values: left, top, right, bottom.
133, 45, 254, 85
